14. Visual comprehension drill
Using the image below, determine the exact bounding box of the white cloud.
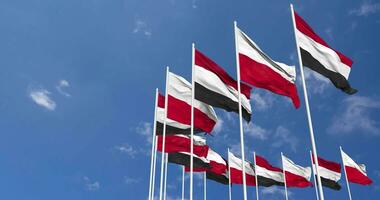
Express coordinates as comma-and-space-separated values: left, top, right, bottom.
114, 143, 138, 158
325, 28, 333, 40
244, 123, 269, 140
133, 19, 152, 37
29, 88, 56, 111
124, 177, 141, 184
191, 0, 197, 8
261, 186, 292, 197
136, 122, 153, 143
303, 67, 330, 95
83, 176, 100, 191
271, 126, 298, 152
251, 92, 274, 111
350, 1, 380, 16
212, 119, 224, 135
56, 79, 71, 97
328, 96, 380, 135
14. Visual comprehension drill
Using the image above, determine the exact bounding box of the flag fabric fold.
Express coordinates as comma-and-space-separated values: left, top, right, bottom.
236, 27, 300, 108
255, 154, 284, 187
228, 151, 256, 186
341, 149, 373, 185
194, 49, 252, 122
312, 156, 342, 190
282, 155, 312, 188
294, 11, 357, 94
157, 134, 209, 157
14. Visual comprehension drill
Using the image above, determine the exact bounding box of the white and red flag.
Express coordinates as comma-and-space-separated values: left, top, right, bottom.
194, 48, 252, 122
282, 155, 312, 188
294, 11, 357, 94
157, 134, 209, 157
341, 149, 373, 185
236, 27, 300, 108
228, 151, 256, 186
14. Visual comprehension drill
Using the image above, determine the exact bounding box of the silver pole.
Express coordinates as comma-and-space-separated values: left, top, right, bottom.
253, 152, 259, 200
149, 89, 159, 200
340, 146, 353, 200
289, 4, 325, 200
310, 151, 320, 200
233, 21, 248, 200
190, 43, 195, 200
281, 153, 289, 200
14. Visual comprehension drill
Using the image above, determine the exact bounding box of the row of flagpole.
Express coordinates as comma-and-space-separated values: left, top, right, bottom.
147, 4, 364, 200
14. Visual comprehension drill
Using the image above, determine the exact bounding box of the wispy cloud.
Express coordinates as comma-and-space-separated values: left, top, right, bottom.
124, 176, 141, 184
272, 126, 299, 152
261, 186, 292, 197
133, 19, 152, 37
114, 143, 138, 158
56, 79, 71, 97
29, 88, 56, 111
328, 96, 380, 135
83, 176, 100, 191
136, 122, 153, 143
303, 67, 330, 95
251, 91, 274, 111
213, 118, 224, 135
324, 27, 333, 40
349, 1, 380, 16
244, 122, 269, 140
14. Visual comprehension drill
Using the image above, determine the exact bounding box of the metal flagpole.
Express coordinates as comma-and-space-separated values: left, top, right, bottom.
204, 172, 207, 200
310, 151, 320, 200
281, 153, 289, 200
253, 152, 259, 200
228, 148, 232, 200
290, 4, 325, 200
149, 89, 159, 200
340, 146, 353, 200
159, 67, 170, 200
233, 20, 248, 200
164, 153, 168, 200
182, 166, 185, 200
152, 135, 158, 200
190, 43, 195, 200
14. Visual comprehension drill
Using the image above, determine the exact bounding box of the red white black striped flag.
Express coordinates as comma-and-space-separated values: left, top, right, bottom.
255, 154, 284, 187
236, 27, 300, 108
228, 151, 256, 186
294, 11, 357, 94
312, 155, 342, 190
194, 49, 252, 122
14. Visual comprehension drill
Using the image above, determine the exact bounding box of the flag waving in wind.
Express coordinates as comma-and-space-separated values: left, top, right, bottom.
294, 11, 357, 94
282, 155, 312, 188
194, 49, 252, 122
236, 27, 300, 108
341, 149, 373, 185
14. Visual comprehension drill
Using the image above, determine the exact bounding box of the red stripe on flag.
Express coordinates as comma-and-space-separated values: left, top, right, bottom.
345, 166, 373, 185
239, 54, 300, 108
294, 11, 353, 67
230, 167, 256, 186
256, 155, 283, 172
312, 156, 341, 174
285, 171, 312, 188
157, 135, 209, 157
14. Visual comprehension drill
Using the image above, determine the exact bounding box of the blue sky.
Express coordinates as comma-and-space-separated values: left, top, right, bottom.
0, 0, 379, 199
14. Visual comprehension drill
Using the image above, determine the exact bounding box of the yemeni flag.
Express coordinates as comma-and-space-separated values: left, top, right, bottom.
341, 149, 373, 185
293, 11, 357, 94
156, 93, 203, 135
282, 155, 312, 188
168, 152, 211, 169
255, 154, 284, 187
236, 27, 300, 108
194, 49, 252, 122
157, 134, 209, 157
186, 149, 229, 185
156, 72, 218, 135
312, 156, 342, 190
228, 151, 256, 186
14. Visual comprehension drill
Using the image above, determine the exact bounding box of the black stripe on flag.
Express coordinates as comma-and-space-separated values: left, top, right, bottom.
300, 48, 357, 95
257, 176, 284, 187
168, 152, 210, 169
206, 172, 229, 185
156, 122, 203, 135
195, 82, 251, 122
317, 176, 342, 191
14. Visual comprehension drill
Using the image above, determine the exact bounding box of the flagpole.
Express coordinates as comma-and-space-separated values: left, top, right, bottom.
228, 148, 232, 200
149, 89, 159, 200
182, 166, 185, 200
233, 20, 248, 200
204, 172, 207, 200
281, 153, 289, 200
340, 146, 353, 200
159, 67, 170, 200
310, 151, 320, 200
253, 152, 259, 200
148, 88, 158, 200
190, 43, 195, 200
164, 153, 168, 200
290, 4, 325, 200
